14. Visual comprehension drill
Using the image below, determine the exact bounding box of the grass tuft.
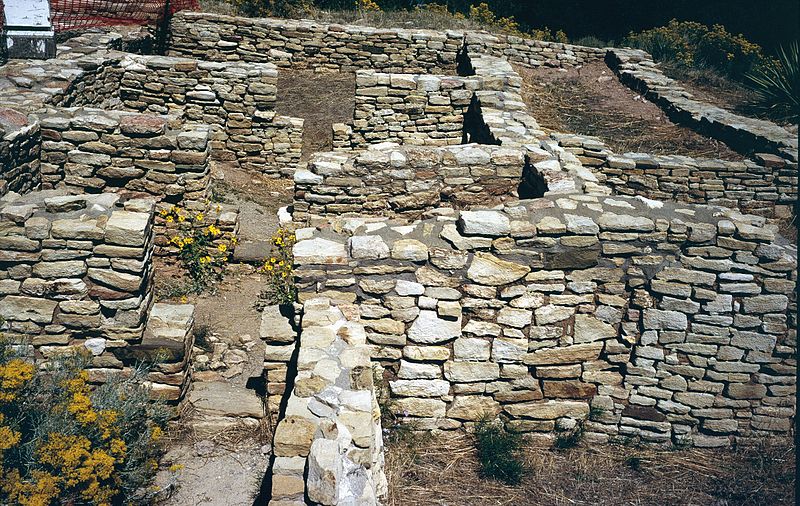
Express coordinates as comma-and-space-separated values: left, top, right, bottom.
474, 418, 527, 486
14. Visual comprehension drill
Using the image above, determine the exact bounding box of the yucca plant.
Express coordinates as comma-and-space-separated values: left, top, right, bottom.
746, 42, 800, 123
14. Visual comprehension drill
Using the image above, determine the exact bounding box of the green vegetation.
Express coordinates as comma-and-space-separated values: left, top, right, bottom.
474, 418, 527, 485
0, 336, 171, 505
746, 42, 800, 122
625, 19, 766, 79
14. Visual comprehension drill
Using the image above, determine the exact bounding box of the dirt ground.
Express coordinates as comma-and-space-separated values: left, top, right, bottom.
518, 61, 745, 160
386, 432, 796, 506
276, 71, 356, 160
152, 162, 293, 505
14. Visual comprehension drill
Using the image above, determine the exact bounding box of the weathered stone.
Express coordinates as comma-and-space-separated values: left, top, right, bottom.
458, 210, 510, 236
467, 252, 530, 286
407, 310, 461, 344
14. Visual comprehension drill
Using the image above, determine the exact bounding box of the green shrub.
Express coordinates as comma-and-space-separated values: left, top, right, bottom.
572, 35, 609, 48
746, 42, 800, 122
625, 19, 765, 79
0, 338, 171, 505
474, 418, 527, 485
232, 0, 311, 17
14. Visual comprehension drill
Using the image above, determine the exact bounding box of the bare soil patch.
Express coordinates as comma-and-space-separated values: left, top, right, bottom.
276, 71, 355, 160
518, 61, 744, 160
386, 433, 795, 506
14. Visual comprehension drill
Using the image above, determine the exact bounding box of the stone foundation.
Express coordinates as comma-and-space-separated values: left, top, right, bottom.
270, 298, 386, 505
293, 196, 796, 446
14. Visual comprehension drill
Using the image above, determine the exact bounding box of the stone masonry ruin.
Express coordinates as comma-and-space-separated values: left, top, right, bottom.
0, 10, 796, 506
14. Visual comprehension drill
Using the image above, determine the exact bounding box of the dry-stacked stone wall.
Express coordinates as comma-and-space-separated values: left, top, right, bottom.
294, 144, 562, 222
0, 190, 195, 401
168, 12, 604, 73
0, 192, 154, 370
115, 55, 303, 175
270, 298, 386, 505
169, 12, 464, 73
37, 107, 212, 206
291, 196, 796, 446
606, 48, 798, 161
0, 108, 41, 197
333, 71, 476, 149
552, 133, 798, 219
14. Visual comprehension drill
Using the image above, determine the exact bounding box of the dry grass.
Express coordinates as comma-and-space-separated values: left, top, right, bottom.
197, 1, 488, 31
518, 62, 744, 160
276, 71, 355, 160
386, 432, 795, 506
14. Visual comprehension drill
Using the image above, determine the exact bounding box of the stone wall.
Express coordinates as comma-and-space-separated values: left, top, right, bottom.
37, 107, 211, 206
114, 54, 303, 176
292, 196, 796, 446
0, 189, 195, 401
168, 12, 604, 73
332, 71, 475, 150
293, 143, 584, 223
0, 108, 41, 197
0, 191, 154, 371
169, 12, 463, 73
270, 298, 387, 505
553, 133, 798, 219
606, 48, 798, 161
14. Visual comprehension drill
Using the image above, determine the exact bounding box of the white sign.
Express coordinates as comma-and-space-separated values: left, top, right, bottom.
4, 0, 52, 29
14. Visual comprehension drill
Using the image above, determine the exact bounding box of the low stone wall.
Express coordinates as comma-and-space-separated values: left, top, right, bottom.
0, 108, 41, 197
168, 12, 604, 73
169, 11, 463, 73
465, 32, 606, 69
293, 143, 583, 223
292, 196, 796, 446
332, 71, 474, 150
553, 133, 798, 219
0, 191, 154, 370
260, 304, 299, 415
37, 107, 211, 206
270, 298, 386, 505
115, 54, 303, 176
606, 48, 798, 161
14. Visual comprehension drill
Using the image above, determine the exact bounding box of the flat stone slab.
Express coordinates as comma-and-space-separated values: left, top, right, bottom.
189, 382, 265, 419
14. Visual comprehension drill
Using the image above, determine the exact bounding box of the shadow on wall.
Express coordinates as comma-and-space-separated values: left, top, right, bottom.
519, 157, 548, 199
456, 40, 476, 77
462, 95, 497, 145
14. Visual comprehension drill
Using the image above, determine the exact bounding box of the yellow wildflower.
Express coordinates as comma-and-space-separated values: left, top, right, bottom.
217, 244, 227, 253
194, 213, 204, 222
166, 216, 174, 224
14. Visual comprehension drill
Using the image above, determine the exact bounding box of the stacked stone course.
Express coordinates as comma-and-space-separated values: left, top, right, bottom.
115, 54, 303, 176
291, 194, 795, 445
334, 71, 475, 149
552, 133, 798, 219
0, 108, 41, 197
606, 48, 799, 161
270, 298, 386, 505
37, 107, 212, 202
168, 12, 605, 73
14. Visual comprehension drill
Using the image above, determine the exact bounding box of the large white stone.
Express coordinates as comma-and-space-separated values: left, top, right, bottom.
294, 238, 348, 265
348, 235, 389, 260
407, 310, 461, 344
466, 252, 530, 286
457, 210, 511, 236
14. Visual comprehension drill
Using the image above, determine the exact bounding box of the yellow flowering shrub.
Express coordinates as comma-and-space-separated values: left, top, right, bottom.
0, 333, 170, 506
356, 0, 381, 12
160, 205, 237, 292
261, 226, 297, 305
625, 19, 766, 79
